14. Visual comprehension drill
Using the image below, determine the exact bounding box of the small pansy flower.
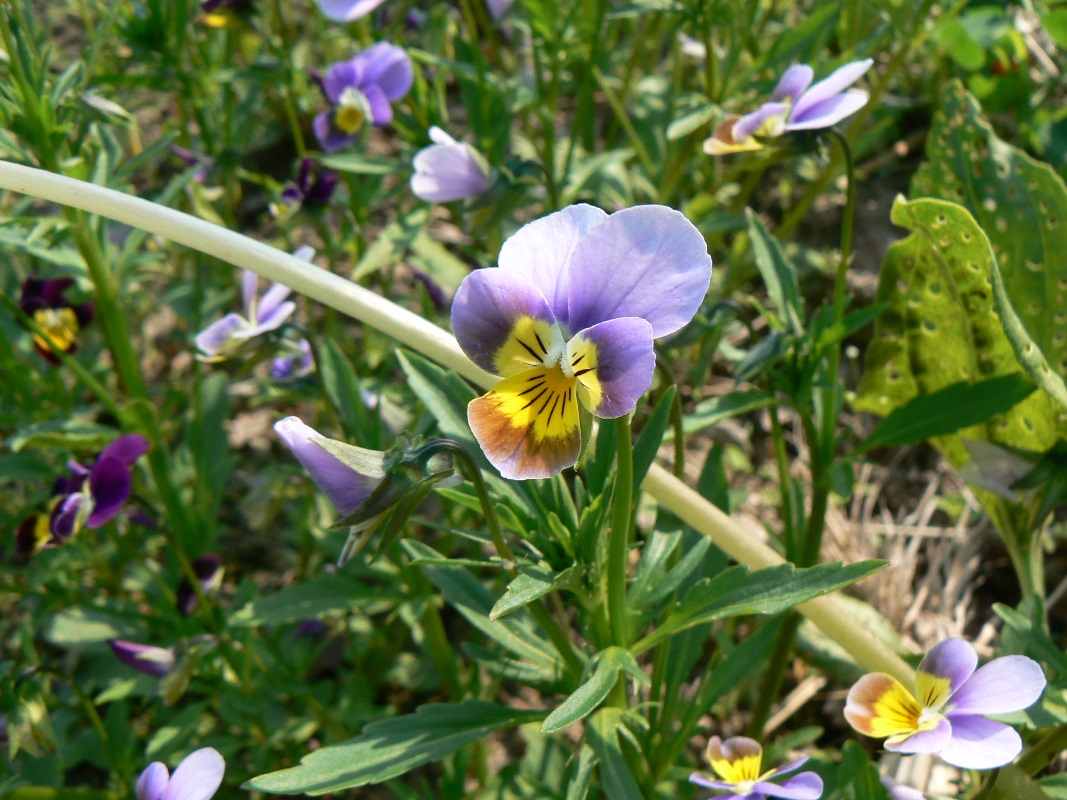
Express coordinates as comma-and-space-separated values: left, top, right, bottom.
704, 59, 873, 155
451, 204, 711, 480
176, 554, 224, 616
272, 159, 338, 219
50, 434, 150, 541
845, 637, 1046, 769
411, 126, 492, 203
137, 746, 225, 800
314, 0, 387, 22
195, 248, 310, 361
110, 640, 176, 678
19, 277, 95, 365
312, 43, 413, 153
198, 0, 255, 27
690, 736, 824, 800
270, 338, 315, 381
14, 513, 52, 556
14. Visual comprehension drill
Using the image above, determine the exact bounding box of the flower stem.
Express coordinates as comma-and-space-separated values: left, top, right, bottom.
607, 416, 634, 648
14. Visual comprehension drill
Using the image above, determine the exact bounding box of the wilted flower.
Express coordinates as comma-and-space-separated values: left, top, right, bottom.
451, 204, 711, 479
411, 127, 492, 203
845, 637, 1046, 768
195, 248, 310, 361
270, 339, 315, 381
137, 747, 225, 800
704, 59, 873, 155
312, 43, 413, 153
19, 277, 95, 365
690, 736, 824, 800
50, 434, 150, 542
110, 640, 176, 678
314, 0, 387, 22
272, 158, 338, 219
176, 554, 224, 616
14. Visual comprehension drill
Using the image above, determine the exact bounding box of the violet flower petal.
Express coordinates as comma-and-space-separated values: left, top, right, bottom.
732, 101, 790, 142
565, 205, 712, 337
772, 64, 814, 102
315, 0, 387, 22
314, 113, 356, 153
242, 270, 258, 317
50, 492, 86, 539
883, 716, 952, 755
137, 762, 170, 800
567, 317, 655, 418
754, 772, 824, 800
497, 203, 608, 325
786, 90, 868, 130
195, 313, 248, 358
358, 43, 414, 101
689, 774, 737, 790
163, 746, 225, 800
411, 132, 490, 203
110, 640, 175, 678
790, 58, 873, 121
915, 637, 977, 705
99, 434, 150, 466
254, 283, 295, 327
362, 83, 394, 127
87, 456, 132, 527
321, 61, 361, 104
769, 757, 811, 779
947, 655, 1046, 715
939, 714, 1022, 769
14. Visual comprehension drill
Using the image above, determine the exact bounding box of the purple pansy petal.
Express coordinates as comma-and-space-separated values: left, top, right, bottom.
772, 64, 814, 102
164, 746, 225, 800
916, 637, 977, 706
322, 61, 361, 104
242, 270, 258, 316
768, 757, 810, 779
411, 132, 491, 203
939, 714, 1022, 769
566, 205, 712, 338
74, 301, 95, 327
452, 268, 559, 376
704, 115, 766, 155
137, 762, 170, 800
689, 774, 737, 790
947, 655, 1046, 715
358, 43, 413, 101
42, 277, 76, 307
50, 492, 85, 539
786, 90, 868, 130
255, 281, 295, 325
732, 101, 790, 142
497, 204, 609, 324
99, 434, 150, 466
274, 417, 383, 515
362, 83, 394, 127
883, 716, 952, 755
755, 772, 824, 800
110, 640, 175, 678
315, 0, 387, 21
305, 170, 338, 206
790, 58, 873, 121
87, 456, 132, 527
195, 313, 247, 357
567, 317, 655, 418
881, 777, 927, 800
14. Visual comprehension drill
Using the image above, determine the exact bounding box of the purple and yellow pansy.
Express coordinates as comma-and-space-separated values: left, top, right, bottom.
690, 736, 823, 800
19, 277, 95, 365
845, 637, 1046, 769
451, 204, 711, 480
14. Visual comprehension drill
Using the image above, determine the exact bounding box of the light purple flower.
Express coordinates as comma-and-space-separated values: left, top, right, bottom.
704, 59, 873, 155
312, 43, 413, 153
845, 637, 1046, 769
690, 736, 823, 800
137, 746, 225, 800
270, 338, 315, 381
451, 204, 711, 480
110, 640, 176, 678
314, 0, 387, 22
195, 248, 311, 361
411, 127, 492, 203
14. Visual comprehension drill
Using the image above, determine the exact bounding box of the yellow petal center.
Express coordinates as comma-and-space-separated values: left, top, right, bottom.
33, 308, 80, 354
335, 88, 369, 135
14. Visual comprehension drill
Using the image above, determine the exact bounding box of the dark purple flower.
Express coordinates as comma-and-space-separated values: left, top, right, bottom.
199, 0, 256, 26
176, 554, 224, 616
110, 640, 176, 678
18, 277, 95, 365
14, 514, 51, 556
48, 434, 150, 541
273, 159, 338, 219
270, 338, 314, 381
312, 43, 414, 153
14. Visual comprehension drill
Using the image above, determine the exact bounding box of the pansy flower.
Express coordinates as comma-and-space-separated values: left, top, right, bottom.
19, 277, 95, 365
137, 747, 225, 800
312, 43, 413, 153
845, 637, 1046, 769
195, 248, 310, 361
270, 338, 315, 381
704, 59, 873, 155
411, 126, 492, 203
198, 0, 255, 27
176, 554, 224, 616
49, 434, 150, 542
690, 736, 824, 800
110, 640, 176, 678
272, 159, 338, 219
451, 204, 711, 480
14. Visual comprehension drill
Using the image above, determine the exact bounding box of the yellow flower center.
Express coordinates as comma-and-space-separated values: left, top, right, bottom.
335, 88, 369, 135
33, 308, 80, 354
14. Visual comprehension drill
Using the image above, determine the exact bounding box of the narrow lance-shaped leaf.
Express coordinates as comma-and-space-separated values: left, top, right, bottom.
541, 647, 648, 734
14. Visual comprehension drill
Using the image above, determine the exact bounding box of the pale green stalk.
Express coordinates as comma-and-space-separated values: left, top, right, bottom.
0, 159, 914, 685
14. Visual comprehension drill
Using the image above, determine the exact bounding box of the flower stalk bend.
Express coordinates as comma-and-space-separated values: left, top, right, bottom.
0, 158, 913, 685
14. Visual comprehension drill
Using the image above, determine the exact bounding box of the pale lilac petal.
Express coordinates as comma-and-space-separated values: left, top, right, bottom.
786, 90, 868, 130
566, 205, 712, 338
732, 102, 789, 142
568, 317, 655, 418
362, 84, 394, 127
881, 777, 927, 800
689, 774, 741, 796
274, 417, 382, 515
769, 757, 810, 778
452, 268, 559, 375
87, 456, 132, 527
241, 270, 258, 316
790, 58, 873, 121
321, 61, 361, 104
243, 302, 294, 337
195, 313, 247, 357
256, 283, 293, 325
359, 43, 413, 101
99, 434, 150, 466
163, 747, 225, 800
947, 656, 1046, 715
110, 640, 175, 678
411, 138, 490, 203
772, 64, 814, 102
497, 204, 609, 325
754, 772, 823, 800
917, 638, 977, 698
939, 715, 1022, 769
486, 0, 514, 18
883, 716, 952, 755
137, 762, 170, 800
315, 0, 387, 21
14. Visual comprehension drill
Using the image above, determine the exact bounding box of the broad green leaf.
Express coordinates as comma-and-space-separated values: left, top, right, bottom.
629, 530, 711, 613
317, 337, 371, 441
993, 603, 1067, 679
244, 700, 543, 794
541, 648, 646, 734
565, 746, 597, 800
409, 232, 470, 294
856, 373, 1036, 453
991, 766, 1055, 800
44, 606, 141, 646
9, 418, 116, 453
491, 564, 576, 620
319, 153, 399, 175
586, 709, 644, 800
666, 99, 718, 141
854, 196, 1061, 467
230, 574, 392, 627
352, 207, 429, 281
678, 390, 772, 436
745, 208, 804, 333
397, 351, 479, 453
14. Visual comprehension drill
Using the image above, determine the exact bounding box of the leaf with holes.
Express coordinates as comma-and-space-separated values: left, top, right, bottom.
853, 196, 1062, 467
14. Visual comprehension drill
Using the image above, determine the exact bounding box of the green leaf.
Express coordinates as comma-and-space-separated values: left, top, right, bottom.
934, 18, 985, 70
585, 708, 644, 800
44, 606, 141, 646
1041, 10, 1067, 51
397, 351, 479, 452
9, 418, 116, 453
230, 574, 392, 627
837, 741, 890, 800
244, 700, 543, 794
317, 337, 370, 440
856, 373, 1036, 453
745, 208, 804, 333
677, 390, 772, 436
318, 153, 400, 175
541, 648, 646, 734
993, 603, 1067, 680
409, 232, 471, 294
666, 100, 718, 141
633, 385, 675, 488
490, 564, 576, 620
